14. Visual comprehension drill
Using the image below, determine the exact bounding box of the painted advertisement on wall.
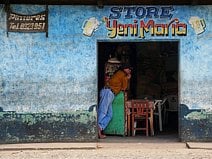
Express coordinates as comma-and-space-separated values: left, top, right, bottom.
82, 6, 207, 38
103, 6, 188, 38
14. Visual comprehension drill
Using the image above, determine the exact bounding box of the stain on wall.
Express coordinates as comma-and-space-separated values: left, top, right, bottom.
180, 104, 212, 141
0, 110, 97, 143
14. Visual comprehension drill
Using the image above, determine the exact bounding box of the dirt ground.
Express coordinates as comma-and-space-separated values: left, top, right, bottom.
0, 135, 211, 159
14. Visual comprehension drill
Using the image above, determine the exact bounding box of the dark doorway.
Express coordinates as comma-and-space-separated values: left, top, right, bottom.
97, 41, 179, 135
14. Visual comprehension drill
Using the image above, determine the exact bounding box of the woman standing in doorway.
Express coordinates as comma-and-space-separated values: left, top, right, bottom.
97, 64, 132, 139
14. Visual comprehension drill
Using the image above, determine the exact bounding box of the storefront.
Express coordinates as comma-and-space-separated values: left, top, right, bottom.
0, 3, 211, 143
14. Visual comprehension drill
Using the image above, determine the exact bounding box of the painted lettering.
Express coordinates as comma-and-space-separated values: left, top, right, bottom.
146, 7, 159, 18
109, 6, 174, 19
135, 7, 146, 19
109, 7, 122, 19
104, 18, 187, 38
160, 6, 174, 19
9, 22, 45, 31
123, 7, 136, 19
8, 12, 46, 21
105, 6, 186, 38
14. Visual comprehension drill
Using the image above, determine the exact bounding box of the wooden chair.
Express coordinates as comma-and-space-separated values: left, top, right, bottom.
131, 99, 150, 136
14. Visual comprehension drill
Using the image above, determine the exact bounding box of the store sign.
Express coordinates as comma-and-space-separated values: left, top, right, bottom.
7, 11, 48, 34
104, 6, 187, 38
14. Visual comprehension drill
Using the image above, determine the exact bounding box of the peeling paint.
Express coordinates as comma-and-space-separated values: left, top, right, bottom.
0, 111, 97, 143
185, 111, 207, 120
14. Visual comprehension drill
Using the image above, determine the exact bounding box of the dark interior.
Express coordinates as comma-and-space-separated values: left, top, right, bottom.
98, 41, 179, 134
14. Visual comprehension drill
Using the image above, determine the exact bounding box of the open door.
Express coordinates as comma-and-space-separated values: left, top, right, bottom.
98, 40, 179, 137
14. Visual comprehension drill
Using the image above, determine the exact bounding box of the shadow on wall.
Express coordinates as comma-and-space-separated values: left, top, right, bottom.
88, 105, 97, 112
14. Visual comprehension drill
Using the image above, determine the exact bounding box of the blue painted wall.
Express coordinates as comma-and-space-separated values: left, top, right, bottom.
0, 5, 211, 142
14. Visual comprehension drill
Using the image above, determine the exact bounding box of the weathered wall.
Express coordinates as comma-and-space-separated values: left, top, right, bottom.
0, 5, 99, 143
0, 5, 211, 143
178, 6, 212, 141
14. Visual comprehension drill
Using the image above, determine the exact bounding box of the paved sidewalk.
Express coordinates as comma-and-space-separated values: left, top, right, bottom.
186, 142, 212, 150
0, 136, 211, 159
0, 143, 98, 151
0, 138, 211, 151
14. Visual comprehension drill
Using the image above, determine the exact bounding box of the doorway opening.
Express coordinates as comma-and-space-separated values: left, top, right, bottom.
97, 40, 179, 137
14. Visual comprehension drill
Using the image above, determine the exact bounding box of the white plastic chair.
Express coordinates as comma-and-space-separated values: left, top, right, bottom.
153, 97, 167, 131
163, 95, 178, 125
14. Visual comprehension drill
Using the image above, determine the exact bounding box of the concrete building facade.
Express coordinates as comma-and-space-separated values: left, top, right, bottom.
0, 4, 211, 143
